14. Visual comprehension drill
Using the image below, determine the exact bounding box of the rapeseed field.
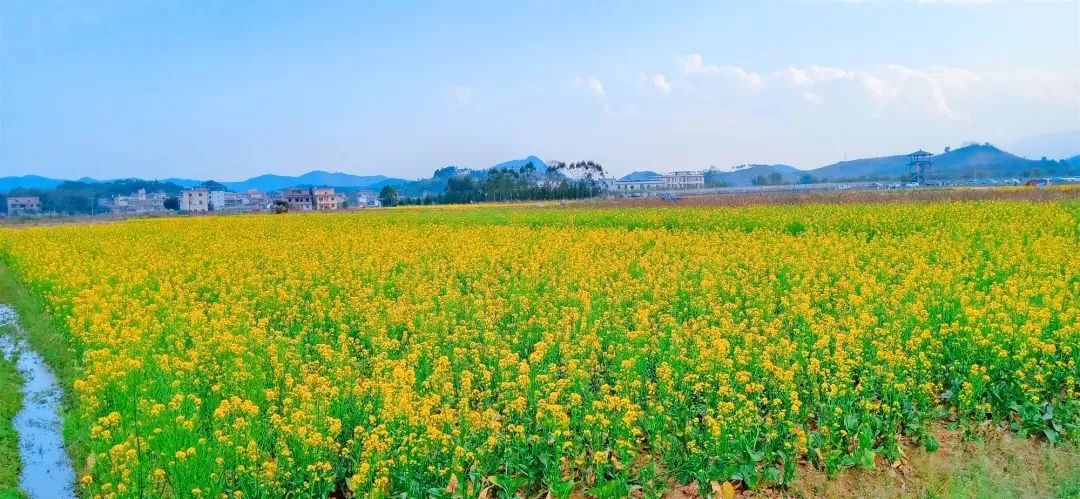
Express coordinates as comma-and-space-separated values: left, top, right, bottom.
0, 199, 1077, 498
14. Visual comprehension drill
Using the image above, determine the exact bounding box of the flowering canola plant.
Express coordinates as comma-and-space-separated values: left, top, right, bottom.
0, 199, 1078, 498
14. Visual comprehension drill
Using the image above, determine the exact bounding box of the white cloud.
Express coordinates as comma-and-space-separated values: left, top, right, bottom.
879, 65, 976, 115
661, 54, 1077, 125
637, 73, 671, 94
779, 65, 898, 111
773, 63, 1079, 118
678, 54, 764, 91
573, 76, 606, 98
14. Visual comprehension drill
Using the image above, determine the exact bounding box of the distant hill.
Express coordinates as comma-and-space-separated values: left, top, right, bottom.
160, 178, 203, 188
1, 171, 408, 193
712, 144, 1075, 186
618, 171, 662, 182
219, 171, 406, 192
1, 157, 550, 194
809, 154, 911, 181
808, 145, 1069, 182
0, 175, 66, 191
928, 144, 1044, 178
488, 155, 548, 173
709, 164, 800, 186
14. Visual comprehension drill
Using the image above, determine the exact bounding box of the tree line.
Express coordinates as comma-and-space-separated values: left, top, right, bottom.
376, 161, 607, 206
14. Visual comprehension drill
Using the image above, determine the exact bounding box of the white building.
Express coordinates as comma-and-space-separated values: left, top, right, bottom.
179, 188, 225, 212
210, 189, 225, 211
355, 190, 381, 208
613, 170, 705, 191
663, 171, 705, 189
218, 190, 270, 212
614, 173, 665, 191
180, 188, 210, 212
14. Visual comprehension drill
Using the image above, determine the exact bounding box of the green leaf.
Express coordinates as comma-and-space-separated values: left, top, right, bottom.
743, 471, 760, 490
859, 449, 876, 470
590, 479, 627, 498
924, 435, 940, 452
1044, 428, 1059, 444
844, 414, 859, 431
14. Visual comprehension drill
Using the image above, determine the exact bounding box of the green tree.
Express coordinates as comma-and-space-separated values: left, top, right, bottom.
379, 185, 398, 207
164, 196, 180, 210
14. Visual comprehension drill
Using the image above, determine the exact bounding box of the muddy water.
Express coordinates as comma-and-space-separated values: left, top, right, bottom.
0, 304, 76, 499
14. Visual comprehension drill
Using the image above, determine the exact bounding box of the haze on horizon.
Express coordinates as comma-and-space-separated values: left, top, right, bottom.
2, 0, 1079, 181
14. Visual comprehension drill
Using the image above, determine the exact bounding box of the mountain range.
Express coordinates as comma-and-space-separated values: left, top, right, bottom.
0, 171, 412, 193
702, 144, 1080, 187
158, 172, 404, 192
0, 156, 556, 194
2, 148, 1077, 193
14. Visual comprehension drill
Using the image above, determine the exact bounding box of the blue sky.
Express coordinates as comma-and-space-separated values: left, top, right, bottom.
3, 0, 1079, 180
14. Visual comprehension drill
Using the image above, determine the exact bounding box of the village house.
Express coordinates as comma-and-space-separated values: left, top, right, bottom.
110, 189, 167, 214
179, 188, 213, 212
355, 190, 382, 208
6, 196, 42, 215
280, 189, 314, 210
219, 190, 262, 212
312, 188, 341, 210
243, 189, 270, 211
220, 191, 250, 212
